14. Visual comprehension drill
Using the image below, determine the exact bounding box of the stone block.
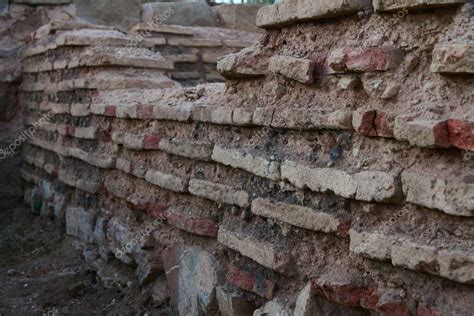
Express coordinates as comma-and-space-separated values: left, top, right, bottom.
177, 246, 219, 316
66, 207, 95, 244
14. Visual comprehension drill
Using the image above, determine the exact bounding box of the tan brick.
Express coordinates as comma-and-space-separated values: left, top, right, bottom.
212, 145, 280, 181
281, 161, 357, 198
253, 107, 274, 126
210, 107, 234, 125
218, 227, 292, 274
153, 104, 192, 122
349, 230, 394, 261
271, 108, 352, 130
66, 207, 95, 244
374, 0, 467, 12
438, 250, 474, 284
269, 55, 315, 84
401, 171, 474, 216
391, 241, 439, 273
159, 138, 213, 161
257, 0, 372, 28
70, 103, 90, 117
232, 108, 254, 126
145, 169, 188, 193
217, 46, 268, 79
251, 198, 339, 233
188, 179, 249, 207
394, 117, 451, 148
354, 171, 402, 203
74, 127, 98, 139
116, 105, 138, 119
431, 42, 474, 74
111, 132, 144, 150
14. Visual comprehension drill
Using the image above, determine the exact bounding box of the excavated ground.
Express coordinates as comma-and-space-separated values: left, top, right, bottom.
0, 206, 172, 315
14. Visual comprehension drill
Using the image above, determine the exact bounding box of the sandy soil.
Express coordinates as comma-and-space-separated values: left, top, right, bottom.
0, 206, 172, 316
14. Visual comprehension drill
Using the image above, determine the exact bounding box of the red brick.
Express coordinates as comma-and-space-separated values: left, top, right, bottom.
137, 104, 154, 119
330, 47, 402, 73
167, 211, 218, 237
355, 111, 394, 138
346, 47, 402, 72
447, 119, 474, 151
143, 135, 161, 149
416, 305, 442, 316
311, 278, 378, 310
104, 105, 116, 117
226, 265, 275, 300
356, 110, 378, 136
67, 125, 75, 136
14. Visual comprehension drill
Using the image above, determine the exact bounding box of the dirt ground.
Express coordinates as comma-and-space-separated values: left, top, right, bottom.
0, 205, 172, 316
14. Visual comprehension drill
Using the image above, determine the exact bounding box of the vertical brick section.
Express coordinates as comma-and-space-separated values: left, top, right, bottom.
226, 265, 276, 299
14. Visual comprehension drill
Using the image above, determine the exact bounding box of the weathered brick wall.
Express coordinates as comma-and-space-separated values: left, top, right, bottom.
131, 23, 260, 86
20, 0, 473, 315
0, 0, 76, 209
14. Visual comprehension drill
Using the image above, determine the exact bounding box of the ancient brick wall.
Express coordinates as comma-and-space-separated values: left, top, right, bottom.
20, 0, 474, 315
131, 23, 260, 86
